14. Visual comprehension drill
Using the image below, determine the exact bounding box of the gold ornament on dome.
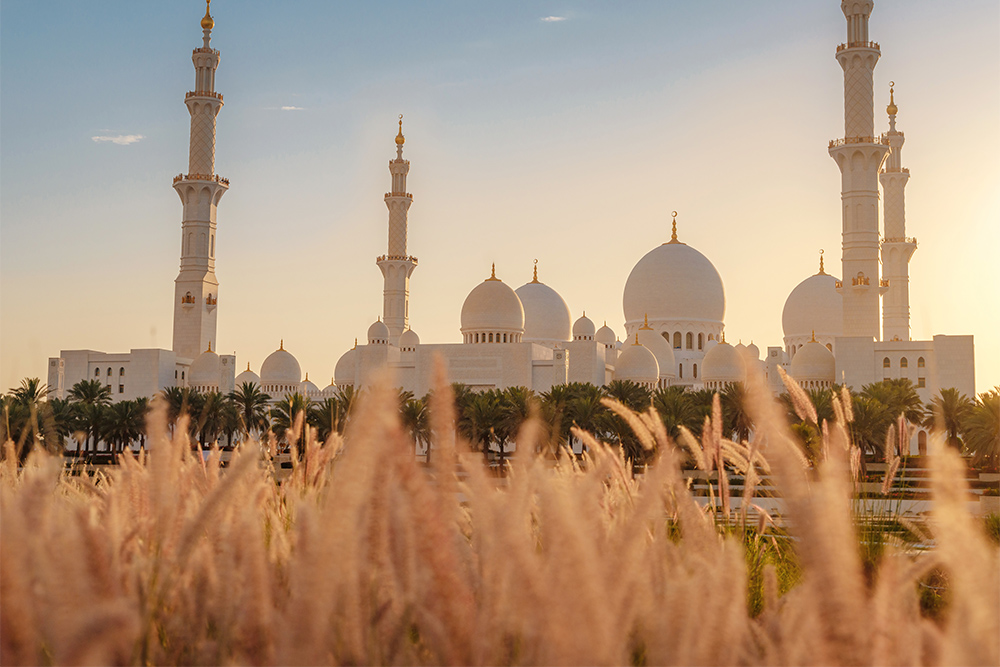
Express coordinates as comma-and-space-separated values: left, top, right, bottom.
201, 0, 214, 30
886, 81, 898, 116
396, 115, 405, 146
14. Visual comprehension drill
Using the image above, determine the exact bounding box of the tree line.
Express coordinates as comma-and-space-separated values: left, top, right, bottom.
2, 376, 997, 469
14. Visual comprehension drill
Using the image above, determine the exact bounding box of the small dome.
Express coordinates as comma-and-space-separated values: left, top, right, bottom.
461, 266, 525, 336
702, 341, 746, 384
368, 319, 390, 345
573, 313, 596, 339
399, 328, 420, 350
623, 238, 725, 327
637, 326, 676, 378
189, 347, 220, 387
299, 375, 319, 395
335, 347, 357, 386
782, 272, 843, 340
234, 363, 260, 388
260, 342, 302, 387
596, 323, 617, 345
790, 341, 836, 384
615, 337, 659, 385
323, 379, 337, 393
745, 342, 760, 361
704, 337, 719, 353
515, 278, 572, 344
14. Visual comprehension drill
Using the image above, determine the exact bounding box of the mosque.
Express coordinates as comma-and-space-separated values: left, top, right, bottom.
47, 1, 975, 451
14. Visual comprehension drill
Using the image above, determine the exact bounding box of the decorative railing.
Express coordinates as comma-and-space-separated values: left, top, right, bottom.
835, 280, 843, 288
882, 236, 917, 245
836, 41, 880, 52
384, 192, 413, 199
882, 167, 910, 174
377, 254, 418, 263
173, 173, 230, 185
879, 279, 890, 287
192, 47, 220, 56
206, 296, 218, 305
852, 276, 871, 286
829, 134, 890, 148
186, 90, 224, 102
181, 295, 196, 304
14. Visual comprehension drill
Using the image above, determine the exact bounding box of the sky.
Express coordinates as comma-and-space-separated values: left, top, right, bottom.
1, 1, 998, 395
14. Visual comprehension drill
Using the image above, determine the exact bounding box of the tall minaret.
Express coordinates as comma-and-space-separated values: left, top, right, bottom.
879, 83, 916, 341
829, 0, 890, 341
377, 117, 418, 344
172, 0, 229, 360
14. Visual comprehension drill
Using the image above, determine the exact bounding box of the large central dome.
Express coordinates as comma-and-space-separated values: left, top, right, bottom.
623, 238, 725, 326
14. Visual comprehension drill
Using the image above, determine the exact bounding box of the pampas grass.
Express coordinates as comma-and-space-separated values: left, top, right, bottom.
1, 363, 998, 666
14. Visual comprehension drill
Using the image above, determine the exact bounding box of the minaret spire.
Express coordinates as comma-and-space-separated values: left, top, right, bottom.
829, 0, 889, 341
880, 81, 916, 341
377, 116, 417, 344
172, 1, 229, 360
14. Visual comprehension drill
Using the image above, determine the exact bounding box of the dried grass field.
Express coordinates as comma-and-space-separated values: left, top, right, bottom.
2, 366, 997, 666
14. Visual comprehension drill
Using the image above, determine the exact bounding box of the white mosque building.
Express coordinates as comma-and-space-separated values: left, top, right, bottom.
47, 1, 975, 450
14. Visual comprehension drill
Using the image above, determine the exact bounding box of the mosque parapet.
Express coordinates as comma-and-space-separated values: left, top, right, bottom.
384, 192, 413, 199
882, 236, 917, 245
836, 41, 880, 52
828, 134, 890, 148
186, 90, 224, 101
193, 47, 220, 56
173, 173, 230, 185
377, 254, 418, 264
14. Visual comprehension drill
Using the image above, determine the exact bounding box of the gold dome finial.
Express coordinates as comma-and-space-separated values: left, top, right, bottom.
305, 372, 309, 381
201, 0, 214, 30
886, 81, 898, 116
279, 339, 284, 351
721, 331, 726, 344
667, 211, 683, 244
353, 338, 358, 349
395, 115, 405, 146
531, 259, 539, 283
818, 248, 827, 275
811, 330, 817, 343
634, 332, 641, 345
246, 362, 251, 371
640, 313, 653, 330
486, 263, 500, 281
206, 340, 212, 353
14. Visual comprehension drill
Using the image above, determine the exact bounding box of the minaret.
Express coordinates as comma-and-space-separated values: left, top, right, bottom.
172, 1, 229, 360
376, 116, 418, 344
879, 83, 916, 341
828, 0, 890, 341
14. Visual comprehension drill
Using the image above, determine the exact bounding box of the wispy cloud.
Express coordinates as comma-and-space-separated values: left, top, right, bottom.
281, 106, 304, 111
92, 134, 144, 145
540, 16, 566, 22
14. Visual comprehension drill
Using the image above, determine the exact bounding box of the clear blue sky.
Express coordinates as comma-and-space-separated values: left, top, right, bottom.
2, 1, 998, 394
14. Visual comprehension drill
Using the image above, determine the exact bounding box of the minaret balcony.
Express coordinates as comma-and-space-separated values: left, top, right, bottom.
881, 167, 909, 174
192, 47, 220, 56
384, 192, 413, 199
836, 41, 880, 52
186, 90, 224, 102
828, 134, 889, 149
377, 254, 418, 265
881, 236, 917, 246
173, 173, 230, 186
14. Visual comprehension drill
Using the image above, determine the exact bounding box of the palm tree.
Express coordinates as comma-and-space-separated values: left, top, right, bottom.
604, 379, 652, 412
67, 379, 112, 455
102, 400, 145, 455
400, 398, 430, 455
333, 386, 360, 432
652, 386, 699, 442
850, 394, 894, 459
861, 378, 924, 426
721, 382, 754, 444
197, 391, 228, 448
963, 387, 999, 469
496, 386, 535, 460
309, 397, 346, 444
227, 382, 271, 441
924, 387, 974, 451
465, 390, 503, 464
272, 393, 311, 448
3, 378, 55, 459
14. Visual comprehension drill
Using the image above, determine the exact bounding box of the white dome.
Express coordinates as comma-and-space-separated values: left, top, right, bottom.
399, 328, 420, 350
573, 313, 596, 339
299, 376, 319, 394
234, 363, 260, 388
702, 341, 746, 384
637, 326, 676, 378
790, 341, 836, 383
623, 239, 725, 326
335, 347, 357, 386
189, 348, 220, 387
515, 279, 571, 344
596, 323, 617, 345
704, 337, 719, 353
782, 272, 843, 339
615, 339, 659, 385
368, 319, 390, 344
461, 269, 525, 336
745, 342, 760, 361
260, 343, 302, 387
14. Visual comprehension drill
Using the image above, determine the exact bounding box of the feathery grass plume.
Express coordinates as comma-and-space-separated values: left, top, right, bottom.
600, 397, 655, 451
676, 424, 707, 471
778, 366, 817, 424
841, 384, 854, 423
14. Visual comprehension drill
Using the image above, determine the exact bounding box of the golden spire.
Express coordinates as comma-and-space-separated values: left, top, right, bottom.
721, 331, 726, 344
353, 338, 358, 349
305, 372, 309, 381
886, 81, 897, 116
279, 339, 284, 351
639, 313, 653, 330
811, 330, 817, 343
634, 333, 641, 345
206, 340, 212, 353
531, 259, 539, 283
666, 211, 683, 244
246, 362, 251, 371
201, 0, 214, 30
395, 115, 405, 146
486, 263, 500, 281
817, 249, 827, 275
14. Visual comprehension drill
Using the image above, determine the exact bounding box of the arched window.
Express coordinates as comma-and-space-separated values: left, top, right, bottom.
679, 364, 683, 379
698, 333, 703, 350
883, 357, 891, 368
661, 331, 670, 343
693, 363, 698, 379
503, 333, 507, 343
119, 367, 125, 376
489, 333, 493, 343
107, 367, 112, 377
900, 357, 908, 368
686, 332, 693, 349
673, 332, 682, 349
826, 343, 832, 351
708, 333, 715, 341
94, 368, 100, 377
181, 371, 185, 380
918, 357, 925, 368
